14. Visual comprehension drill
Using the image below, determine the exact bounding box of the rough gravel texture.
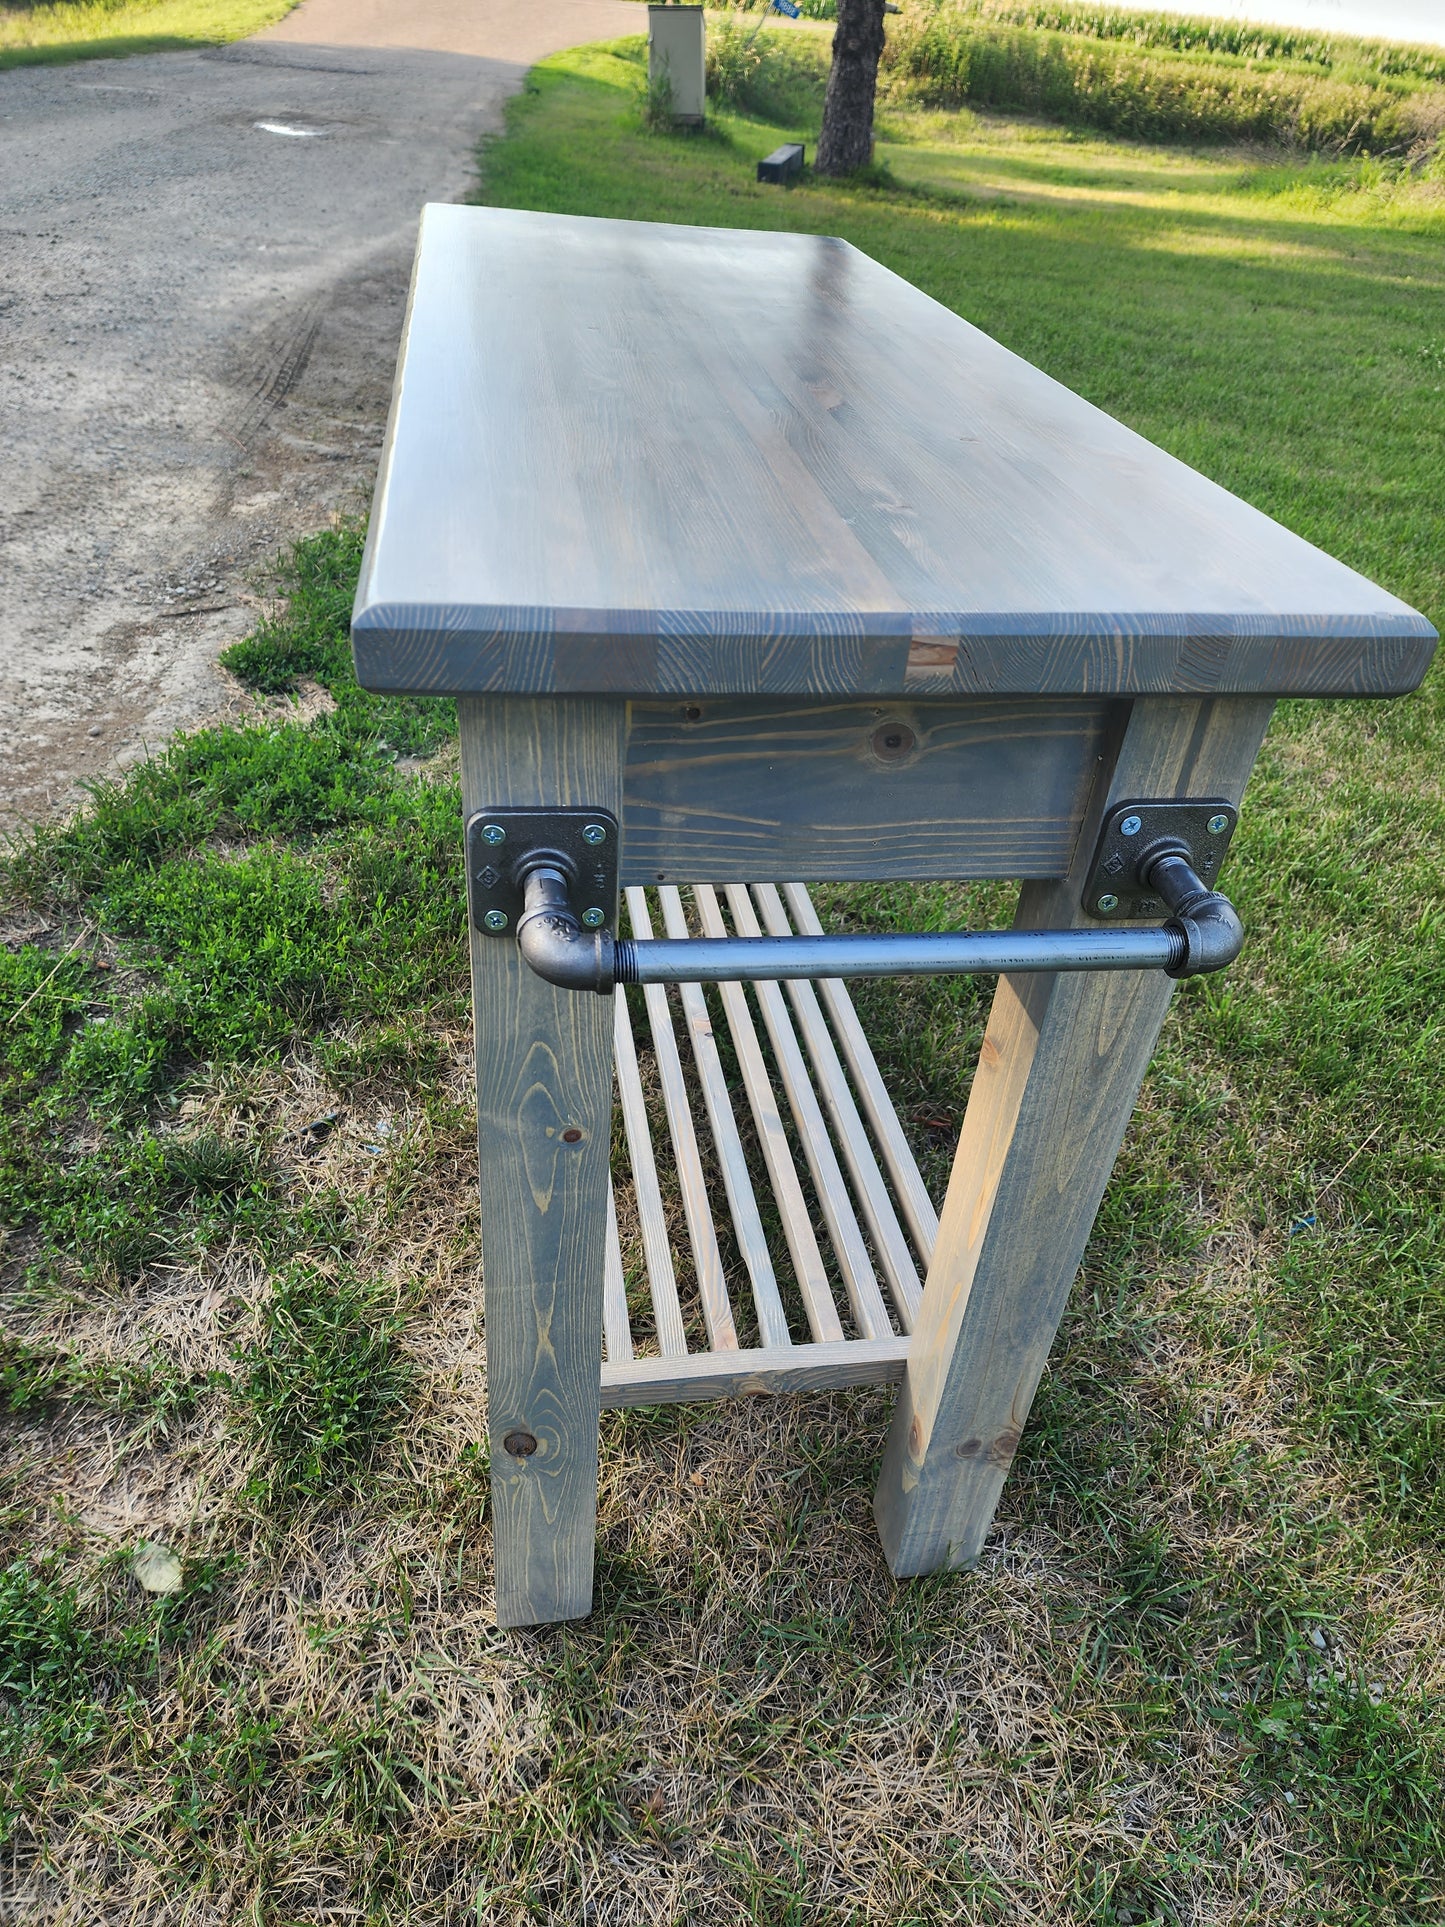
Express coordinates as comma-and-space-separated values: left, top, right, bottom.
0, 0, 634, 833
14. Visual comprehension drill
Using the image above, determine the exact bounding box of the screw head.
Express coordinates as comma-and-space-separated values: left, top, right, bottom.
480, 822, 506, 846
1207, 812, 1230, 836
1097, 893, 1120, 914
482, 909, 509, 934
581, 822, 608, 846
1119, 814, 1143, 838
580, 906, 606, 929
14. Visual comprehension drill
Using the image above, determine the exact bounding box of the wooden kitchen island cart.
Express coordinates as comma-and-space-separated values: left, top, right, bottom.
352, 205, 1435, 1628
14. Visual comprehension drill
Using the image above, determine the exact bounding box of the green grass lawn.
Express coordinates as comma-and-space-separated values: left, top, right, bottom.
1, 28, 1442, 1925
0, 0, 297, 70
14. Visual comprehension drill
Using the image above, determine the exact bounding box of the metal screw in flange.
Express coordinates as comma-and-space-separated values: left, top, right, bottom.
1207, 812, 1230, 835
580, 907, 606, 929
483, 909, 509, 934
581, 822, 608, 846
1119, 814, 1143, 838
480, 822, 506, 846
1096, 893, 1119, 913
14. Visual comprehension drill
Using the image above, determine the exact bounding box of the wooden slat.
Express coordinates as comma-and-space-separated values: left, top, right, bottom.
692, 886, 844, 1345
656, 887, 792, 1351
602, 1185, 633, 1365
624, 888, 738, 1352
601, 1335, 911, 1409
779, 881, 940, 1262
612, 992, 688, 1358
751, 883, 924, 1327
718, 886, 895, 1343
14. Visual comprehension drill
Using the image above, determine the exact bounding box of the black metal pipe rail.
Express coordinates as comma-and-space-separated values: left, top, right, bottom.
514, 848, 1242, 997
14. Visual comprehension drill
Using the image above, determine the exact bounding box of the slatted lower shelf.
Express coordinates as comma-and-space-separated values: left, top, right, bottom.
600, 1335, 913, 1410
600, 882, 941, 1409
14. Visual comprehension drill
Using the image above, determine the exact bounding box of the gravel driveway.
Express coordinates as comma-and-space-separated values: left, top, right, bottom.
0, 0, 634, 833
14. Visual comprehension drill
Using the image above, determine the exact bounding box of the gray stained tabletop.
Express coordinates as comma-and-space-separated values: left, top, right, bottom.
352, 205, 1435, 701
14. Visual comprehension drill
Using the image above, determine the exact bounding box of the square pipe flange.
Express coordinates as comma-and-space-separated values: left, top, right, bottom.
466, 808, 620, 937
1083, 798, 1238, 920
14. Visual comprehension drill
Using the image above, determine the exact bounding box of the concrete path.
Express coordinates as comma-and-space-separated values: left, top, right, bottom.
0, 0, 634, 832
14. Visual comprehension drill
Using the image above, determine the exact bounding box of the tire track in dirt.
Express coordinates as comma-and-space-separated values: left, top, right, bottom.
0, 0, 634, 834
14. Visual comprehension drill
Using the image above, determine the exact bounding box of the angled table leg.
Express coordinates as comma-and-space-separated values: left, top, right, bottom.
875, 695, 1275, 1577
459, 696, 626, 1628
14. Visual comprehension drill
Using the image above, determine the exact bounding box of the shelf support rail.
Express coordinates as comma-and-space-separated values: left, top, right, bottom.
468, 800, 1246, 994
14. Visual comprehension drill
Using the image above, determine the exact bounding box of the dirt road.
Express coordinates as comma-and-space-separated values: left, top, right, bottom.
0, 0, 634, 833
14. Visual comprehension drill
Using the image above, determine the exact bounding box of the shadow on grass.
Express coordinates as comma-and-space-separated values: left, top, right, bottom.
0, 31, 216, 68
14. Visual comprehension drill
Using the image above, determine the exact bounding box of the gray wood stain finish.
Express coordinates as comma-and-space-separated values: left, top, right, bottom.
622, 697, 1111, 882
370, 210, 1432, 1625
355, 207, 1434, 704
873, 696, 1276, 1576
459, 696, 625, 1629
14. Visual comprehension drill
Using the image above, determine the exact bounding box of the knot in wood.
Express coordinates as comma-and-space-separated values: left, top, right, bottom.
503, 1430, 539, 1458
870, 721, 917, 763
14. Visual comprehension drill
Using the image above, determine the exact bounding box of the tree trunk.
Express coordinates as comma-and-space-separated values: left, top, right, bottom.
815, 0, 887, 176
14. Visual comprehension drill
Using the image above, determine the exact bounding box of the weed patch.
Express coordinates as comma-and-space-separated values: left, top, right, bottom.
0, 1549, 226, 1834
234, 1261, 410, 1500
1223, 1662, 1445, 1910
0, 1331, 205, 1422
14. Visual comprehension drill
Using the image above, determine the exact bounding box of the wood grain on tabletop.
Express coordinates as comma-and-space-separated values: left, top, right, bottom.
354, 206, 1435, 702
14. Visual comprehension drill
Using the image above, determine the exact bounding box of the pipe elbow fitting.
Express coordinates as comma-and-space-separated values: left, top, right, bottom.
515, 866, 615, 995
1164, 893, 1244, 977
1144, 848, 1245, 979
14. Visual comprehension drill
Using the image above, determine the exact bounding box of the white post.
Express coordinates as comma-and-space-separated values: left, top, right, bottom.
648, 4, 707, 125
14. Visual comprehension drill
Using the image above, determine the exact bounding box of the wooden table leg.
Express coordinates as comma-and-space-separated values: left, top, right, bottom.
459, 696, 627, 1627
874, 695, 1275, 1578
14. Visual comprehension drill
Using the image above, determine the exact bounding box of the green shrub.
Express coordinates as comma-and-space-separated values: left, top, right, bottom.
708, 15, 828, 122
952, 1, 1445, 82
3, 0, 135, 11
706, 15, 764, 104
640, 61, 677, 131
721, 0, 837, 17
881, 6, 1445, 154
